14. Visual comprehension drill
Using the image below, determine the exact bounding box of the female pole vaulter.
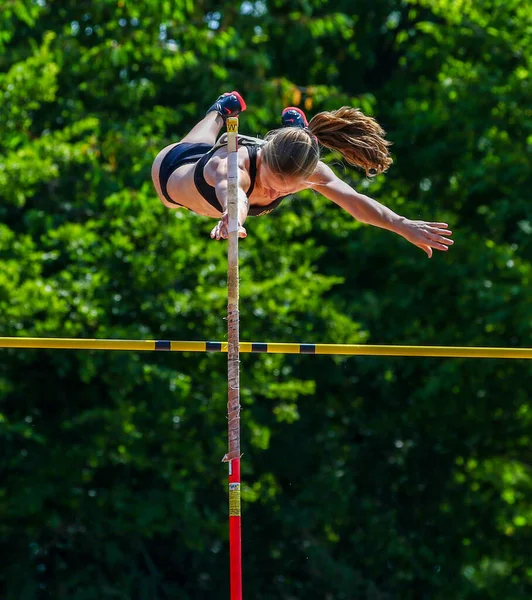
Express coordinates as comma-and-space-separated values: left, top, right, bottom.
152, 91, 453, 256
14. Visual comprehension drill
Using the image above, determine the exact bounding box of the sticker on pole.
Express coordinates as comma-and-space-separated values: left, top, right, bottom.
229, 482, 241, 517
227, 118, 238, 134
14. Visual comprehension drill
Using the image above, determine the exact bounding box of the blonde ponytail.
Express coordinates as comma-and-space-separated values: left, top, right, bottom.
308, 107, 393, 176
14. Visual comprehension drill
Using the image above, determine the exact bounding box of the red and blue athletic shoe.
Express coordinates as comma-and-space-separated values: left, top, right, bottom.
281, 106, 309, 128
206, 91, 247, 121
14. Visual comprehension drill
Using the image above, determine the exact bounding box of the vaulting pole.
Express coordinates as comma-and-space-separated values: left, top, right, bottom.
222, 116, 242, 600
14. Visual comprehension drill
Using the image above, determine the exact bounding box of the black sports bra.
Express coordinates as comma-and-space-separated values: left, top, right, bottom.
193, 144, 289, 217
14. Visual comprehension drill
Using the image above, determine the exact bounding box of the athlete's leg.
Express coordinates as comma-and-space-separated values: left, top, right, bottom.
180, 111, 224, 145
180, 91, 247, 145
152, 91, 246, 207
152, 110, 223, 195
151, 111, 223, 203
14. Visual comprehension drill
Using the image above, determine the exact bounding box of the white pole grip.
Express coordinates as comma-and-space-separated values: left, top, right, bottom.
227, 152, 239, 234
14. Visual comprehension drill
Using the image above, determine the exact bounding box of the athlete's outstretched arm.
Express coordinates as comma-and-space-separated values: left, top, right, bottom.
310, 162, 453, 258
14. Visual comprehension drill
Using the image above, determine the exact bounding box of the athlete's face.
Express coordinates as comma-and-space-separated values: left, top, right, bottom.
259, 163, 308, 200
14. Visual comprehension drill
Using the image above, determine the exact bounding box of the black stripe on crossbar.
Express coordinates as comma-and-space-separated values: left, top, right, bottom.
206, 342, 222, 352
252, 343, 268, 353
300, 344, 316, 354
155, 340, 171, 351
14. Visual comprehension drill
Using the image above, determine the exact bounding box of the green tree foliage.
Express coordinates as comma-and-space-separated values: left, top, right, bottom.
0, 1, 531, 598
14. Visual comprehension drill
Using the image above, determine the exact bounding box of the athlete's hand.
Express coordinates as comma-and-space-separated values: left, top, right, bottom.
399, 219, 453, 258
210, 212, 247, 240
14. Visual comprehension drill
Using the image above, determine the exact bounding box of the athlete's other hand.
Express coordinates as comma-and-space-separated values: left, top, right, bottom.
399, 219, 453, 258
210, 212, 247, 240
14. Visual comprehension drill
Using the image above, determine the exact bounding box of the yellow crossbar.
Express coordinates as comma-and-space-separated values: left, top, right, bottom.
0, 338, 530, 359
